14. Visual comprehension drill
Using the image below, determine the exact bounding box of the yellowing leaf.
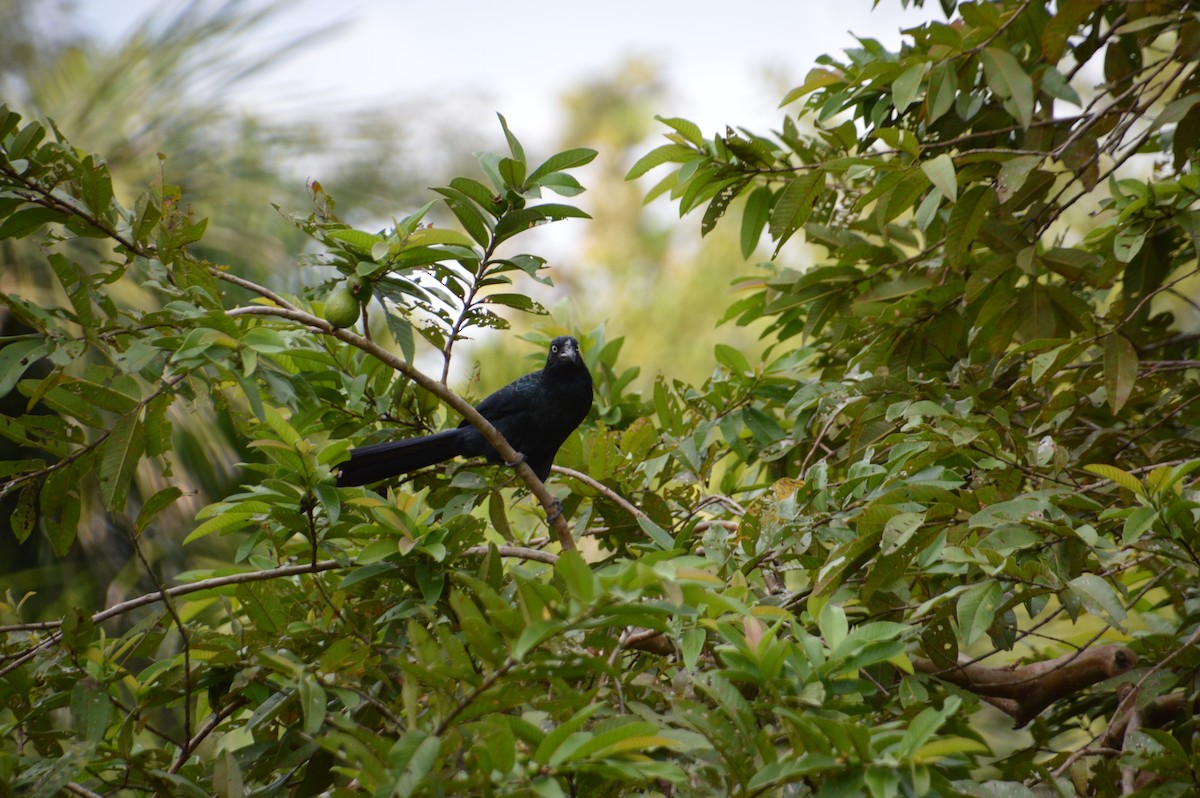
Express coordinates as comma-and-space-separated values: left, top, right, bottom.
1082, 463, 1144, 495
914, 737, 991, 761
780, 68, 844, 106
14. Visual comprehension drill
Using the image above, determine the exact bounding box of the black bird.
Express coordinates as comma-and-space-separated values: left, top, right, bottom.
336, 336, 593, 487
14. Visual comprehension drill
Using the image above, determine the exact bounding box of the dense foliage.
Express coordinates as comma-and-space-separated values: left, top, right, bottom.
2, 1, 1200, 795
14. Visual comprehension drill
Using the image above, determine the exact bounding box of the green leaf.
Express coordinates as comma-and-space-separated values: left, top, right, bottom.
70, 679, 111, 742
626, 144, 697, 180
556, 549, 596, 605
927, 62, 958, 123
12, 480, 37, 544
740, 185, 771, 258
682, 628, 705, 670
0, 206, 67, 239
898, 699, 959, 758
135, 486, 182, 534
913, 736, 990, 760
1068, 573, 1126, 627
184, 510, 260, 544
997, 155, 1043, 204
945, 186, 994, 268
527, 147, 597, 184
780, 68, 844, 106
534, 704, 603, 765
100, 412, 145, 513
40, 460, 82, 555
769, 172, 824, 254
326, 228, 383, 255
499, 156, 526, 190
1104, 333, 1137, 414
981, 47, 1035, 130
213, 749, 245, 798
392, 730, 441, 798
701, 177, 750, 237
496, 112, 525, 162
818, 602, 848, 651
1042, 0, 1101, 62
637, 516, 677, 550
920, 154, 957, 203
892, 61, 928, 112
1122, 506, 1158, 545
809, 528, 884, 613
657, 115, 705, 147
534, 171, 586, 197
78, 156, 114, 217
0, 340, 50, 398
298, 675, 326, 735
714, 343, 750, 374
434, 189, 493, 247
561, 720, 665, 763
956, 580, 1002, 646
143, 393, 173, 457
48, 253, 95, 332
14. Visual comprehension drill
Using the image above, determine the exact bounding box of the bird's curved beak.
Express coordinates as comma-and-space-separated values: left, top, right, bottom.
558, 340, 577, 360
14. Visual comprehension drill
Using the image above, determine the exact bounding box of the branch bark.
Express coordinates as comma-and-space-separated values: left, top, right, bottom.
913, 645, 1138, 727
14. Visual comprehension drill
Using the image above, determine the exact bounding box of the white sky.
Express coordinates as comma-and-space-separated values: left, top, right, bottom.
74, 0, 946, 147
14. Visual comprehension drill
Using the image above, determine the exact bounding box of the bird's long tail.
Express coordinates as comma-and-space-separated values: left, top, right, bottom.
335, 429, 465, 487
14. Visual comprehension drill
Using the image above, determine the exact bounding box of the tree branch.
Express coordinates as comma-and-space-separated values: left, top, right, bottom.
912, 644, 1138, 727
552, 465, 646, 520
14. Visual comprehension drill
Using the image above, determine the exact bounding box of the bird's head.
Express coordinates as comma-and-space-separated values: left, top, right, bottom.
546, 336, 582, 368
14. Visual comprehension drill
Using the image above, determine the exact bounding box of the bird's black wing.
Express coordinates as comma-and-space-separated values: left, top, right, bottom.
458, 371, 542, 428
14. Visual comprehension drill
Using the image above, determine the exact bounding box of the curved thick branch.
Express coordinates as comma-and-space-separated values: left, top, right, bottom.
913, 644, 1137, 728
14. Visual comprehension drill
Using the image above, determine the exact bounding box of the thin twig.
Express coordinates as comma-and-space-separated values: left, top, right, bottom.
435, 659, 517, 736
463, 545, 558, 565
553, 465, 646, 520
165, 696, 250, 776
800, 397, 855, 475
130, 534, 192, 760
63, 784, 104, 798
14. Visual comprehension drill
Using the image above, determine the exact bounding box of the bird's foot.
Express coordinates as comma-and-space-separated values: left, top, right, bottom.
545, 498, 564, 525
505, 452, 527, 468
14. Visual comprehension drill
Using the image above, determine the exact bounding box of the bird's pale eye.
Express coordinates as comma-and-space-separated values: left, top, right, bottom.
552, 345, 558, 353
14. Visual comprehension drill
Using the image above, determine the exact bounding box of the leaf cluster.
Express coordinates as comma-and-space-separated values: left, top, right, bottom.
3, 2, 1200, 796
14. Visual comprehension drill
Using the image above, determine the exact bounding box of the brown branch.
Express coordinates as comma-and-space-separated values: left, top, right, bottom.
463, 545, 559, 565
624, 627, 674, 656
165, 696, 250, 776
913, 644, 1138, 727
64, 784, 104, 798
212, 270, 298, 313
693, 519, 741, 533
553, 465, 646, 521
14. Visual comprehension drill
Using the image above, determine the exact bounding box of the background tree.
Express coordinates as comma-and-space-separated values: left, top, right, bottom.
3, 1, 1200, 796
0, 0, 481, 619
